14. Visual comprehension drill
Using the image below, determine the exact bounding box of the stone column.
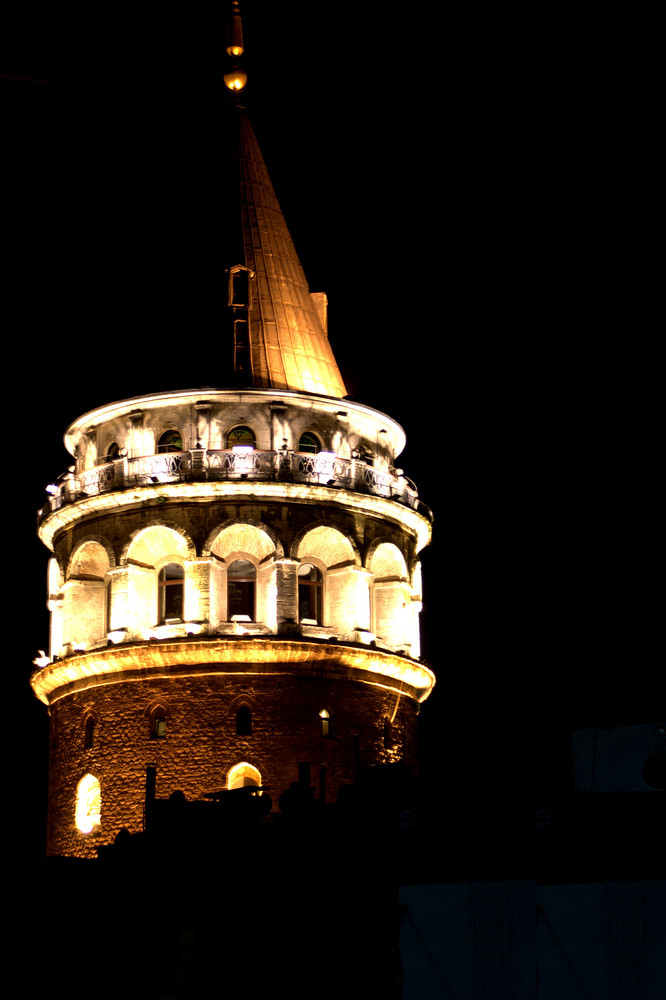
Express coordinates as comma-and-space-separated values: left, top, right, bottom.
184, 557, 214, 626
84, 429, 97, 469
194, 401, 212, 449
106, 565, 129, 637
129, 411, 144, 458
208, 558, 225, 627
48, 594, 64, 660
407, 595, 422, 659
275, 557, 299, 633
327, 565, 372, 635
332, 410, 349, 457
59, 579, 75, 652
269, 401, 289, 451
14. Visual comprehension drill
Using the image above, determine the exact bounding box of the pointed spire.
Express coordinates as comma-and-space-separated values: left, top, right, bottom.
219, 3, 347, 398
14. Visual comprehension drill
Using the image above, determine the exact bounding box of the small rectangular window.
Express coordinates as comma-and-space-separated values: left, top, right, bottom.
229, 267, 253, 308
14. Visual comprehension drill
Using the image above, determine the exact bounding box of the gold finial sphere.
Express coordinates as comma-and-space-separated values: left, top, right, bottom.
224, 67, 248, 92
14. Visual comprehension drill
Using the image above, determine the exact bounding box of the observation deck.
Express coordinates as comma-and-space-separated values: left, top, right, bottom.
38, 447, 432, 524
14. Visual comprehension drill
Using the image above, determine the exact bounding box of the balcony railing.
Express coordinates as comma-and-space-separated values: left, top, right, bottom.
38, 449, 432, 523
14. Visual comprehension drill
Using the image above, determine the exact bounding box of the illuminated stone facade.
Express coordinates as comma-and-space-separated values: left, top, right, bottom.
32, 83, 434, 859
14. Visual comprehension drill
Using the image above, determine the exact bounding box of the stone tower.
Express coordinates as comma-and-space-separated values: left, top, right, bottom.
31, 6, 434, 858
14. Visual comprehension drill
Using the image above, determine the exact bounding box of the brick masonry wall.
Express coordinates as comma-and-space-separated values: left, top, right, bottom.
46, 671, 420, 858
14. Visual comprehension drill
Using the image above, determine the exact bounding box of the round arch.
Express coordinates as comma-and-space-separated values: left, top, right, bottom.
298, 430, 322, 454
227, 761, 263, 791
63, 541, 113, 652
157, 428, 183, 453
206, 521, 281, 561
292, 523, 359, 568
366, 541, 408, 581
123, 524, 195, 566
226, 425, 256, 448
120, 526, 194, 636
368, 542, 413, 653
67, 538, 113, 581
293, 525, 365, 634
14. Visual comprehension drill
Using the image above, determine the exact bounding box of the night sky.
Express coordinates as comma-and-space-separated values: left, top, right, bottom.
4, 5, 657, 873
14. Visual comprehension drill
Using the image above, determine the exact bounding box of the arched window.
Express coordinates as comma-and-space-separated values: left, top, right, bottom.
106, 442, 120, 461
157, 429, 183, 453
158, 563, 184, 622
75, 774, 101, 834
298, 563, 323, 624
228, 559, 256, 620
151, 706, 167, 739
227, 426, 255, 449
236, 704, 252, 736
319, 709, 331, 738
227, 761, 261, 790
298, 432, 320, 454
83, 715, 95, 750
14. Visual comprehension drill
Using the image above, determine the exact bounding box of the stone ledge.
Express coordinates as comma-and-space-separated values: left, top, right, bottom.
30, 636, 436, 706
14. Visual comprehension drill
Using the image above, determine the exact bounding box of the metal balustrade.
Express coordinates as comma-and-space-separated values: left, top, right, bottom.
38, 449, 430, 522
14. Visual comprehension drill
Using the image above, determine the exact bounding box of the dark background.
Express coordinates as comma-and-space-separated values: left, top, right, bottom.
3, 4, 659, 877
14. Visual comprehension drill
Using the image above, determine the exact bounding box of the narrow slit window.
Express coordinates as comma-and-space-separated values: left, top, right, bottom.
152, 709, 167, 739
84, 716, 95, 750
236, 705, 252, 736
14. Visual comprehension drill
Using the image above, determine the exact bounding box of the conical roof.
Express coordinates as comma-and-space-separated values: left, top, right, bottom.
223, 102, 347, 398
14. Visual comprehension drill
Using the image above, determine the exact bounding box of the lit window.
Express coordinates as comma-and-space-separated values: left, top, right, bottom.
227, 761, 261, 790
228, 559, 256, 620
75, 774, 101, 834
157, 429, 183, 453
319, 709, 331, 738
151, 706, 167, 739
298, 563, 323, 624
298, 432, 320, 454
158, 563, 184, 623
236, 705, 252, 736
227, 426, 255, 448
